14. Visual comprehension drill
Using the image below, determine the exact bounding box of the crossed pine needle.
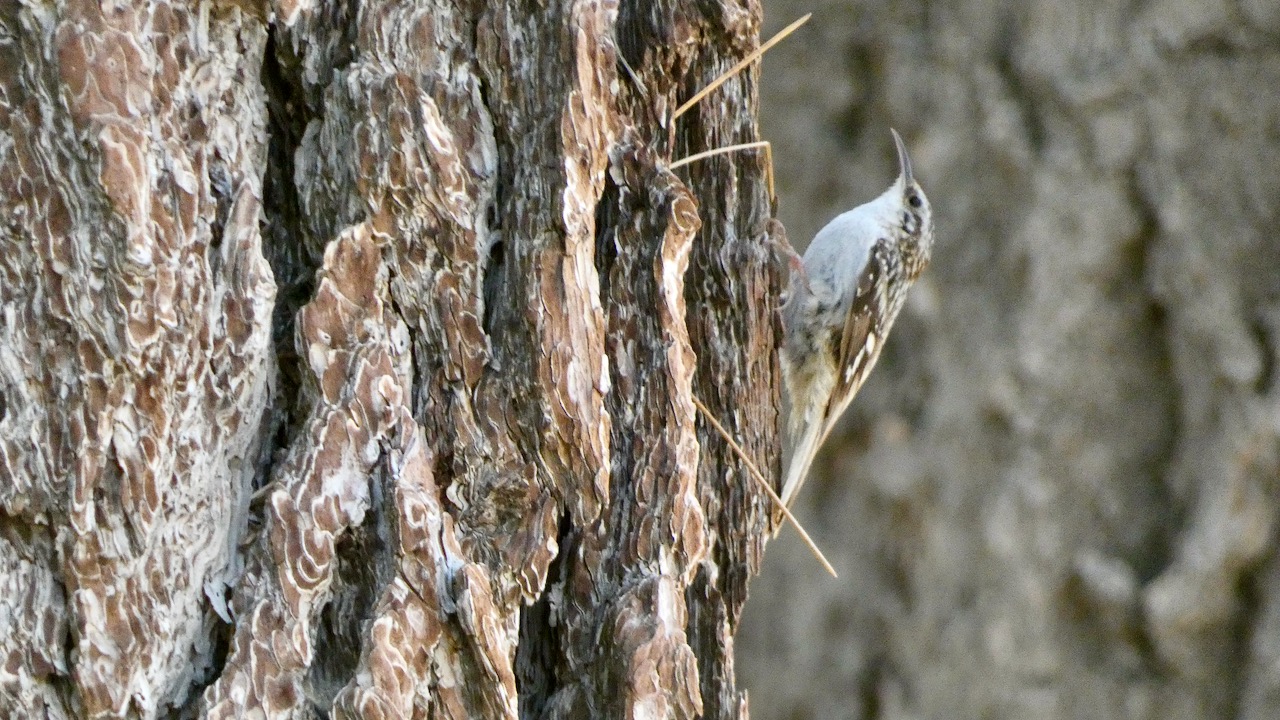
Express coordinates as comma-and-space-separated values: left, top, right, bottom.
667, 13, 812, 204
665, 14, 838, 578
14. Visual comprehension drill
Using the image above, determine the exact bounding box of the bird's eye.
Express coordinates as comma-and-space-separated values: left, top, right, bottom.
907, 194, 923, 208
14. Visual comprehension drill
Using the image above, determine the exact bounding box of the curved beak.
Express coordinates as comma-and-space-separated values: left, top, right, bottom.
890, 128, 914, 185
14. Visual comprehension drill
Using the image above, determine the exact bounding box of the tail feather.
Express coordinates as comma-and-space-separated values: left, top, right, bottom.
777, 357, 875, 521
780, 420, 823, 509
777, 355, 831, 532
776, 402, 826, 540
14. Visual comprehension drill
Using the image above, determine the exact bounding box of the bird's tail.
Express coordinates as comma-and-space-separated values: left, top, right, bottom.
776, 412, 824, 537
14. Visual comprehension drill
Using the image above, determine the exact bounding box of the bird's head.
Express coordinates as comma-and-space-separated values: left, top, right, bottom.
889, 128, 933, 278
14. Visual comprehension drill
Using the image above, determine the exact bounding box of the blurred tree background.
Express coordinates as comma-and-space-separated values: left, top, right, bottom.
739, 2, 1280, 719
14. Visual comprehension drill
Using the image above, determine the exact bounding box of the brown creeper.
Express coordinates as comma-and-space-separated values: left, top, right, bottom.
779, 129, 934, 507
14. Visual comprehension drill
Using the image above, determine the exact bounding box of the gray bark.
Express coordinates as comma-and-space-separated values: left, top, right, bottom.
0, 1, 781, 718
740, 2, 1280, 719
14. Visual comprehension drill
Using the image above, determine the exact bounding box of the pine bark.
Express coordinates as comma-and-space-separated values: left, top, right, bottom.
0, 1, 782, 718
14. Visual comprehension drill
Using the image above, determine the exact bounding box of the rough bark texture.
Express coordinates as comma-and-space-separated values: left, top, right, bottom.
0, 1, 780, 719
740, 2, 1280, 719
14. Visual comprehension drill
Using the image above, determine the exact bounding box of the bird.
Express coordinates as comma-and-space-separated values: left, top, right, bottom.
778, 128, 934, 510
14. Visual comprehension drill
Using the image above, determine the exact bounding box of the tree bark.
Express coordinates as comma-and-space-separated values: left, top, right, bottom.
0, 1, 781, 718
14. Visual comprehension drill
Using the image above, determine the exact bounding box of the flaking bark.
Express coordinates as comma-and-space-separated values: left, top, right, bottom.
0, 1, 781, 719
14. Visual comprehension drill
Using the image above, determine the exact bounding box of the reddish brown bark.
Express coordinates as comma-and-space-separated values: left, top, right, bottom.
0, 1, 782, 718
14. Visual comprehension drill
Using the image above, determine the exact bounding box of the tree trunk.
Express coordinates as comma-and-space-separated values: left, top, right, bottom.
740, 2, 1280, 720
0, 1, 782, 718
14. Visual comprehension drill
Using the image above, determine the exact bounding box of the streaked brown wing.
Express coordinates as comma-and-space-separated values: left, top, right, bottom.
820, 242, 886, 443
